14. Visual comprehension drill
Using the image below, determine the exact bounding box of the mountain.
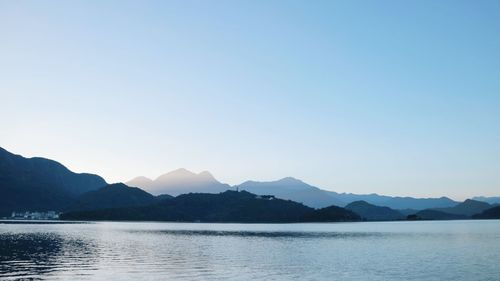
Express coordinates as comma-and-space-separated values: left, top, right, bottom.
156, 194, 174, 201
411, 209, 468, 220
236, 177, 458, 210
129, 170, 462, 211
361, 196, 458, 210
236, 177, 345, 208
303, 205, 361, 222
61, 190, 361, 223
126, 169, 231, 196
472, 206, 500, 219
0, 147, 107, 216
472, 196, 500, 205
329, 193, 394, 207
345, 201, 404, 221
126, 176, 154, 189
433, 199, 492, 217
68, 183, 156, 212
398, 209, 420, 217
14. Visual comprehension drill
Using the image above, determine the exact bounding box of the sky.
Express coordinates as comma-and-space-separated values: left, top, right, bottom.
1, 0, 499, 200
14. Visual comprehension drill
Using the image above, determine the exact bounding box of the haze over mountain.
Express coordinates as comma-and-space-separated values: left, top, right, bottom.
1, 146, 498, 220
132, 171, 460, 210
472, 196, 500, 205
236, 177, 458, 210
236, 177, 345, 208
0, 147, 107, 216
127, 169, 231, 196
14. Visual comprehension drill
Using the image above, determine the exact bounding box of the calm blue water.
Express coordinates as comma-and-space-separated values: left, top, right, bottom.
1, 220, 499, 280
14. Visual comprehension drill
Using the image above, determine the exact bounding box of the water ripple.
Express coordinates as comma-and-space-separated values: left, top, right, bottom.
1, 221, 499, 280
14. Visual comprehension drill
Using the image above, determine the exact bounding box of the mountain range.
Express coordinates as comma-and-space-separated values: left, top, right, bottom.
2, 146, 500, 221
61, 190, 361, 223
403, 199, 496, 220
433, 199, 493, 217
471, 196, 500, 205
128, 170, 460, 210
234, 177, 345, 208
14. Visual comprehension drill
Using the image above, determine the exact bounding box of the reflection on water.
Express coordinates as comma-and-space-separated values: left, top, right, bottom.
0, 231, 97, 280
0, 232, 64, 279
0, 220, 500, 280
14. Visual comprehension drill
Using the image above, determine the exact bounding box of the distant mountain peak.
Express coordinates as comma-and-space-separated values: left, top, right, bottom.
459, 199, 490, 208
198, 170, 216, 180
154, 168, 219, 183
126, 176, 154, 188
158, 168, 197, 179
235, 177, 344, 208
131, 176, 152, 181
126, 168, 229, 196
277, 177, 303, 184
128, 176, 153, 182
432, 198, 492, 217
175, 168, 190, 173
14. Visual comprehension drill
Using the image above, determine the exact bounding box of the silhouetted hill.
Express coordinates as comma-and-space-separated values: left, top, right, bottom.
156, 194, 174, 201
69, 183, 156, 212
345, 201, 404, 221
61, 190, 360, 223
236, 177, 345, 208
0, 147, 107, 216
398, 209, 419, 217
126, 169, 231, 196
334, 193, 458, 210
472, 206, 500, 219
411, 209, 468, 220
434, 199, 491, 217
302, 205, 361, 222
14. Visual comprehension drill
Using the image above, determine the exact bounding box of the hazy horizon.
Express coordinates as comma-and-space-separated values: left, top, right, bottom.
0, 144, 497, 201
2, 0, 499, 200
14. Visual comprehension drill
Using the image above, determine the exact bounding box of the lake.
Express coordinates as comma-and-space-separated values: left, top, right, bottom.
1, 220, 499, 280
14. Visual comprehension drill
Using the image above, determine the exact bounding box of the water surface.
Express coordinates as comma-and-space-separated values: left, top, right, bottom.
1, 220, 499, 280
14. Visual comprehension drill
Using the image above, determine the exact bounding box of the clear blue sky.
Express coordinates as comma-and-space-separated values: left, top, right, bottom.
1, 0, 499, 199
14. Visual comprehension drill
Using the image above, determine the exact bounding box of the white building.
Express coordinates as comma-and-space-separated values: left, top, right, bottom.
10, 211, 60, 220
